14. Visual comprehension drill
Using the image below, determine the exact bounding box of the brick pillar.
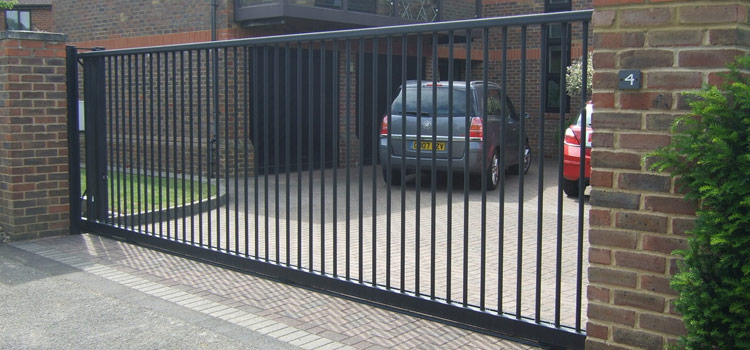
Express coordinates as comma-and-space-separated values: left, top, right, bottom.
587, 1, 750, 349
0, 31, 69, 242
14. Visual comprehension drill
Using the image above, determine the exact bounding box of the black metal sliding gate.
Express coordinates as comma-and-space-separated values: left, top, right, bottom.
68, 10, 592, 349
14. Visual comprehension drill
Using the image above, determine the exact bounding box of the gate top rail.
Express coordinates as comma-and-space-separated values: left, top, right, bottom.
76, 10, 592, 57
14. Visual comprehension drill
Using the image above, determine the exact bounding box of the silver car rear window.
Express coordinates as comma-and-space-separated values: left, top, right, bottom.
391, 86, 471, 117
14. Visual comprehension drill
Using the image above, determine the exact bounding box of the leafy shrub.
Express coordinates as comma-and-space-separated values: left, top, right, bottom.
649, 56, 750, 349
0, 1, 18, 10
565, 51, 593, 98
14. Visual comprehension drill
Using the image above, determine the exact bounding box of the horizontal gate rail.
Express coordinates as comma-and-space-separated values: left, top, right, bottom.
70, 9, 593, 349
75, 10, 593, 56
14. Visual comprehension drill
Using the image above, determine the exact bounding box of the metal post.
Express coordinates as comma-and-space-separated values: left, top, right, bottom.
82, 52, 108, 222
66, 46, 81, 234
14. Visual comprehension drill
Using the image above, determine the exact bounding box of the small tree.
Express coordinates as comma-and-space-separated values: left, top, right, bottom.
0, 1, 17, 9
649, 56, 750, 349
565, 51, 593, 98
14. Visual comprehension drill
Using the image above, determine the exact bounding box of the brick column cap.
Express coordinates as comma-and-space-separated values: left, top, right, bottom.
0, 31, 67, 42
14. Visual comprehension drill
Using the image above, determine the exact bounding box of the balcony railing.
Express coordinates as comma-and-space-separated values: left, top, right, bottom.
235, 0, 441, 27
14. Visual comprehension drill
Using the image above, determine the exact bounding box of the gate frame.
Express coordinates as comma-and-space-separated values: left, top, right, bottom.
67, 10, 593, 349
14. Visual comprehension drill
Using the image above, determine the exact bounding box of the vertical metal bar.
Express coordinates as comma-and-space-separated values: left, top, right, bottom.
252, 46, 260, 258
234, 46, 240, 254
213, 45, 221, 250
107, 57, 114, 225
430, 31, 438, 300
115, 55, 123, 228
224, 47, 230, 252
371, 38, 378, 286
385, 36, 392, 289
498, 26, 508, 313
297, 43, 303, 267
462, 30, 471, 307
141, 54, 149, 232
198, 50, 204, 247
150, 53, 156, 235
399, 34, 407, 293
134, 54, 141, 231
264, 46, 271, 260
285, 43, 292, 266
357, 38, 364, 283
536, 23, 548, 324
577, 19, 590, 333
555, 21, 569, 328
321, 41, 327, 274
189, 50, 195, 244
172, 51, 179, 240
206, 49, 213, 248
308, 42, 315, 272
157, 53, 164, 237
415, 33, 423, 296
244, 46, 250, 257
66, 46, 81, 234
332, 40, 339, 277
275, 44, 281, 262
480, 27, 489, 311
128, 54, 135, 228
180, 51, 187, 243
345, 39, 351, 279
446, 30, 454, 303
517, 25, 527, 319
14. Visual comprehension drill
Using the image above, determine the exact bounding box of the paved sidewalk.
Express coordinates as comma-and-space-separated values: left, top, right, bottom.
1, 234, 542, 350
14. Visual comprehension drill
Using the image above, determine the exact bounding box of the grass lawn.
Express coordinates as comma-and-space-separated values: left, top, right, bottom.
81, 169, 217, 214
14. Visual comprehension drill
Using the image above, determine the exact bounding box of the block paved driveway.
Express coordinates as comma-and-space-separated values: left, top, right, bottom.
133, 158, 590, 336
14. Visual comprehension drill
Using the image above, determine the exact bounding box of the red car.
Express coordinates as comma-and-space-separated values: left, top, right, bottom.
562, 102, 592, 197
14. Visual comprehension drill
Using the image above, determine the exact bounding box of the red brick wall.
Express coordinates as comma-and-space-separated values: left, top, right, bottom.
587, 1, 749, 349
0, 32, 69, 241
53, 0, 223, 43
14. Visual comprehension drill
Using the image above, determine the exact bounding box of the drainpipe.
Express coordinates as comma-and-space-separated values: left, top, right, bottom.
475, 0, 481, 18
211, 0, 217, 41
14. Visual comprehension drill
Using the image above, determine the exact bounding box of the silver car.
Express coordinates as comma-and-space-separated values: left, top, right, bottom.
378, 81, 531, 190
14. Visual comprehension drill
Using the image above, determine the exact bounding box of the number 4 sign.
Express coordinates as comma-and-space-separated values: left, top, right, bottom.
618, 70, 642, 90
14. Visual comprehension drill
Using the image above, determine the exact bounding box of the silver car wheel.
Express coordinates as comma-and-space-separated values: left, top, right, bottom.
522, 143, 532, 174
490, 152, 499, 187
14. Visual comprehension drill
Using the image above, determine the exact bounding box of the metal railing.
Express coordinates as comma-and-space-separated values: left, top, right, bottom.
68, 10, 592, 349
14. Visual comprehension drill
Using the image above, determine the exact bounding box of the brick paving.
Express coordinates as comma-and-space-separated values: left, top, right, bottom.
12, 234, 541, 349
71, 159, 587, 347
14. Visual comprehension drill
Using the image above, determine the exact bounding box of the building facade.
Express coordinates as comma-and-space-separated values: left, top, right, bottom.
1, 0, 53, 32
53, 0, 591, 164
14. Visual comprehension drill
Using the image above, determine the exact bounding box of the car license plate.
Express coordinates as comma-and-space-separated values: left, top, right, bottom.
412, 141, 445, 151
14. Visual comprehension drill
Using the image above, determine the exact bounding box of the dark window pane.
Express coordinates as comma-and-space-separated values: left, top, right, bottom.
548, 23, 561, 39
6, 10, 18, 30
545, 0, 571, 12
548, 44, 562, 74
19, 11, 30, 30
547, 78, 560, 110
486, 89, 501, 115
392, 86, 470, 117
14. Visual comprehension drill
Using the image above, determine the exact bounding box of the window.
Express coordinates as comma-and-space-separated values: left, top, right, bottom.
545, 0, 571, 13
486, 89, 502, 116
5, 10, 31, 31
544, 0, 571, 113
438, 58, 466, 81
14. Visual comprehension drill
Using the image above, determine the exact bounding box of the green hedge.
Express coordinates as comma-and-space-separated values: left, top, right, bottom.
649, 56, 750, 349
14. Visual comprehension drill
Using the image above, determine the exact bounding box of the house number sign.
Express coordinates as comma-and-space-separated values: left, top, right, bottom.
618, 70, 642, 90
